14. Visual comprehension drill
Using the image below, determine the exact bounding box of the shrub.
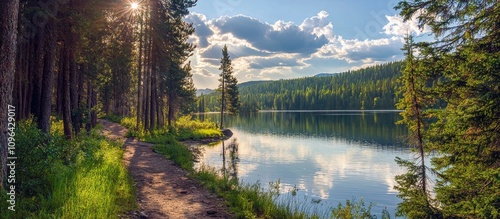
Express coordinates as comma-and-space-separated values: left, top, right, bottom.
175, 115, 222, 140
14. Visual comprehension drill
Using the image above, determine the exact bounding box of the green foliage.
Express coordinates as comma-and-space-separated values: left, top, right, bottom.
394, 35, 438, 218
394, 1, 500, 218
45, 135, 136, 218
394, 158, 436, 218
120, 115, 222, 170
153, 142, 194, 171
331, 198, 386, 219
175, 115, 218, 130
123, 115, 223, 142
218, 45, 241, 115
200, 61, 402, 112
124, 114, 221, 139
102, 114, 125, 124
429, 46, 500, 218
0, 119, 136, 218
120, 116, 137, 130
175, 115, 223, 140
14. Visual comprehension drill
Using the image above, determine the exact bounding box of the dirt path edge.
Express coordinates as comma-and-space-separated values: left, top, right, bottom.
99, 119, 232, 219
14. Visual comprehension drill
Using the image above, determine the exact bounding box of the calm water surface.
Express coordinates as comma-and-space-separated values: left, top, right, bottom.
194, 111, 410, 217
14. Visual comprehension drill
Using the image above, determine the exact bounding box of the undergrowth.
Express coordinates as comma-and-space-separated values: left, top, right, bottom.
0, 119, 136, 218
122, 115, 223, 141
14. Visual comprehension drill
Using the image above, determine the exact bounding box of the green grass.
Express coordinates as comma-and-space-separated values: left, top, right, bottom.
0, 119, 136, 219
192, 166, 300, 218
153, 141, 195, 170
48, 136, 136, 218
101, 113, 125, 124
191, 166, 386, 219
121, 115, 223, 142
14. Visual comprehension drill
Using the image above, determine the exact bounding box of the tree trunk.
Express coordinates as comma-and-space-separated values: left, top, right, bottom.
167, 94, 175, 127
38, 22, 57, 133
136, 13, 144, 130
0, 0, 19, 188
70, 51, 80, 135
56, 49, 64, 115
149, 55, 157, 131
221, 72, 225, 129
62, 46, 73, 139
86, 79, 98, 132
143, 21, 151, 130
90, 84, 97, 128
31, 27, 45, 119
157, 96, 163, 127
26, 36, 34, 118
77, 64, 84, 107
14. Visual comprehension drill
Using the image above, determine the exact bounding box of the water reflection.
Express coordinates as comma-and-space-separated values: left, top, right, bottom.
221, 139, 240, 181
195, 111, 407, 147
195, 111, 410, 217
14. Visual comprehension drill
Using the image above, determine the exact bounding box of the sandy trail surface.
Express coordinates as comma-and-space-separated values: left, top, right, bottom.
99, 120, 232, 219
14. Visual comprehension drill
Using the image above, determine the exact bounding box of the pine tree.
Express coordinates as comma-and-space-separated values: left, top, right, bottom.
226, 70, 240, 114
394, 35, 438, 218
395, 1, 500, 218
218, 45, 240, 129
0, 0, 19, 188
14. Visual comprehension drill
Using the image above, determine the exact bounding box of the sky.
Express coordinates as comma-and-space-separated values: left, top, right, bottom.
185, 0, 431, 89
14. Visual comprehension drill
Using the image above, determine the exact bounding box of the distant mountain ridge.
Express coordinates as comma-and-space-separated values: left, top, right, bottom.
196, 61, 404, 112
196, 88, 214, 96
315, 72, 338, 77
238, 80, 273, 88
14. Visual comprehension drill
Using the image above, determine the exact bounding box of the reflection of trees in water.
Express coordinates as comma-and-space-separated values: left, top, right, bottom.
196, 112, 408, 146
221, 138, 239, 181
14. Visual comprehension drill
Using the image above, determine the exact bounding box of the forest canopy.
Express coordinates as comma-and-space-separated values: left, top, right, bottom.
198, 61, 403, 112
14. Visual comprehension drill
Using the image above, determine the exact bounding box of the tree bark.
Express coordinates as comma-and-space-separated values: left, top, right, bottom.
221, 71, 225, 129
86, 78, 98, 132
149, 54, 157, 130
30, 26, 45, 119
56, 49, 64, 115
136, 13, 144, 130
38, 22, 57, 133
0, 0, 19, 188
143, 21, 151, 130
70, 51, 80, 134
167, 93, 175, 127
62, 45, 73, 139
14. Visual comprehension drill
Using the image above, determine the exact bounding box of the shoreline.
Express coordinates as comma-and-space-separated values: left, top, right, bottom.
192, 109, 402, 114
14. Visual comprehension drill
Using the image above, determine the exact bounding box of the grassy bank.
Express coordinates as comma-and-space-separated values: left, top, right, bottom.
0, 119, 136, 219
120, 115, 387, 219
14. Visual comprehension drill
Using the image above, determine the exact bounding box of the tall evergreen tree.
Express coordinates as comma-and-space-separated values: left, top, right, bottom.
218, 44, 240, 128
395, 0, 500, 218
0, 0, 19, 188
394, 35, 438, 218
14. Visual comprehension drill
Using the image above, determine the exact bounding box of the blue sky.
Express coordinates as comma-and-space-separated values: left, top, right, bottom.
187, 0, 431, 89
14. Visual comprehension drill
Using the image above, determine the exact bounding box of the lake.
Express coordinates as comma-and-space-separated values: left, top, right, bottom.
194, 110, 411, 218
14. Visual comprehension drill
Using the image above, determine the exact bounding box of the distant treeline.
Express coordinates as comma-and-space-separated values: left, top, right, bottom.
196, 61, 403, 112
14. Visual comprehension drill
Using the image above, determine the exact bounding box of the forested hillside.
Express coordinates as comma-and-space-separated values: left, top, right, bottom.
197, 61, 403, 112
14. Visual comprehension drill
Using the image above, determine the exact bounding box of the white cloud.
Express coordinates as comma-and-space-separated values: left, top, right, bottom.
184, 11, 406, 88
383, 12, 431, 36
196, 68, 216, 77
299, 10, 335, 40
314, 36, 404, 64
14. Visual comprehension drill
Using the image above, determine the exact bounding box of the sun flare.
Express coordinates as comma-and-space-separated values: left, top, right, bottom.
130, 2, 139, 10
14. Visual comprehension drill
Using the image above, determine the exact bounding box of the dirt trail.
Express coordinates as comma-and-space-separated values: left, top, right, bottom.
99, 120, 232, 219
